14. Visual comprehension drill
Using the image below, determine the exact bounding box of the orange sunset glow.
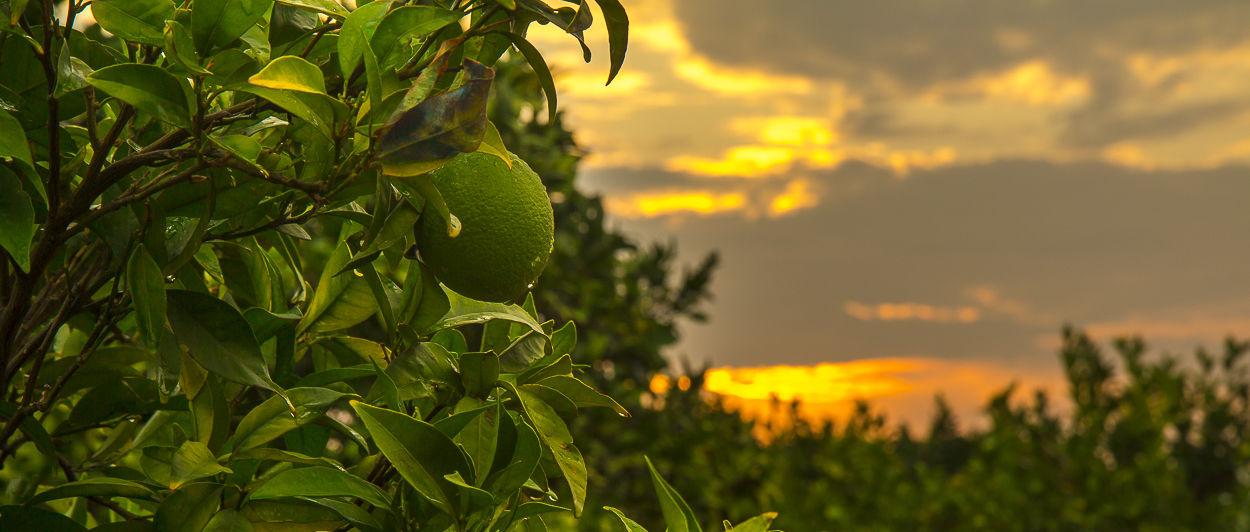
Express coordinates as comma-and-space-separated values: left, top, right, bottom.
652, 359, 1066, 439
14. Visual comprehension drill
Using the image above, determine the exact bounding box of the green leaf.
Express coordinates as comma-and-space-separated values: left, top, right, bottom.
248, 56, 328, 95
203, 509, 253, 532
499, 330, 549, 373
520, 382, 576, 419
509, 384, 587, 515
192, 0, 274, 54
293, 366, 373, 388
171, 441, 233, 489
212, 134, 263, 166
165, 290, 290, 405
217, 240, 274, 311
434, 289, 545, 336
378, 60, 495, 177
0, 506, 86, 532
0, 109, 32, 168
90, 522, 157, 532
225, 387, 350, 452
516, 515, 548, 532
165, 20, 212, 75
385, 342, 458, 403
297, 497, 382, 532
28, 477, 156, 505
88, 64, 192, 127
367, 358, 401, 410
357, 201, 421, 259
0, 163, 35, 272
592, 0, 629, 84
54, 42, 93, 97
251, 466, 393, 511
298, 241, 378, 333
127, 245, 166, 345
369, 6, 461, 67
514, 501, 570, 521
228, 447, 344, 470
411, 262, 450, 331
234, 85, 336, 140
0, 403, 55, 458
188, 377, 230, 450
460, 352, 500, 398
483, 412, 541, 497
551, 321, 576, 357
391, 173, 460, 241
316, 337, 390, 366
275, 0, 348, 18
476, 121, 512, 168
155, 483, 223, 532
441, 471, 495, 514
726, 513, 780, 532
91, 0, 175, 45
240, 499, 344, 529
505, 33, 557, 122
538, 375, 629, 417
350, 401, 473, 517
451, 398, 500, 485
645, 456, 702, 532
604, 507, 649, 532
337, 0, 390, 79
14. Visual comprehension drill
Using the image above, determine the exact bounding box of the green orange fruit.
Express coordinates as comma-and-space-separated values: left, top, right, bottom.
418, 151, 554, 302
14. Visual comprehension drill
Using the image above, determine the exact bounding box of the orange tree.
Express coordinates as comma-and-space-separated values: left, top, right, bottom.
0, 0, 776, 530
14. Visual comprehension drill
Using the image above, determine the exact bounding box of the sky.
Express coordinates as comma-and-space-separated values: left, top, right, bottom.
526, 0, 1250, 428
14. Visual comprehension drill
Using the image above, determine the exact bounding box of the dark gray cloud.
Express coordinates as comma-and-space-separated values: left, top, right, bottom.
672, 0, 1250, 150
1062, 99, 1250, 147
584, 159, 1250, 368
673, 0, 1250, 89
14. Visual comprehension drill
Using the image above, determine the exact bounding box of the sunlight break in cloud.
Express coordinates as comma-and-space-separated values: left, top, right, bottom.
768, 178, 821, 217
604, 190, 749, 219
666, 146, 805, 178
674, 55, 815, 96
924, 61, 1091, 106
845, 301, 981, 324
731, 116, 838, 146
603, 178, 822, 220
677, 359, 1068, 439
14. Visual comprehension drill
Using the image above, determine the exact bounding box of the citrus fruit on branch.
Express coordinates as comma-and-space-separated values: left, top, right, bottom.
418, 151, 555, 303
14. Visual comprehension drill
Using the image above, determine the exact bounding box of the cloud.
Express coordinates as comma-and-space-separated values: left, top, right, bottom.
923, 61, 1091, 106
604, 189, 749, 219
601, 177, 823, 220
768, 178, 820, 217
845, 301, 981, 324
667, 0, 1250, 161
672, 0, 1250, 91
584, 158, 1250, 369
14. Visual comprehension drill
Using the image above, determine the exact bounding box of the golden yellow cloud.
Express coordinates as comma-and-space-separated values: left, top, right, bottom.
602, 177, 823, 220
674, 55, 814, 96
925, 60, 1090, 106
665, 146, 796, 177
604, 189, 749, 218
844, 301, 981, 324
732, 116, 838, 146
768, 178, 820, 217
